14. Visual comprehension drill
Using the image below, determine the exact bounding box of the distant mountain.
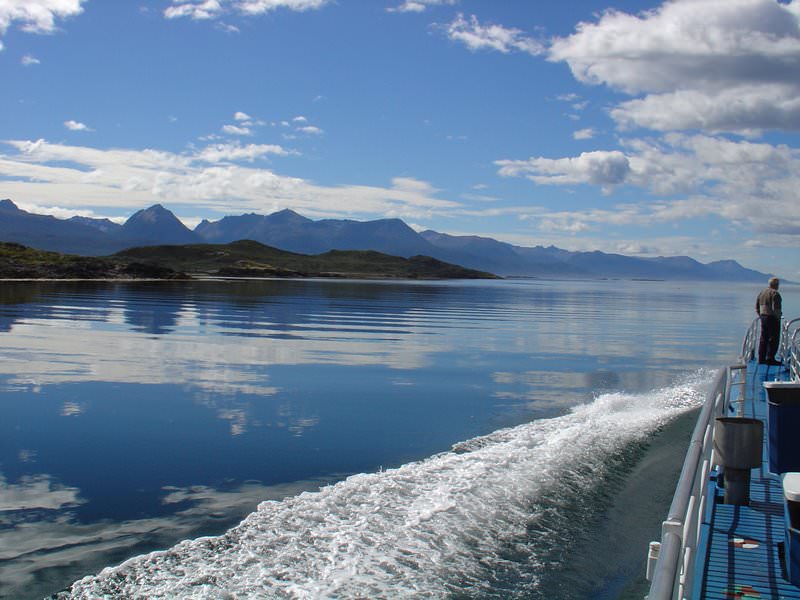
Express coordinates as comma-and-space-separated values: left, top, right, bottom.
197, 209, 436, 258
0, 199, 776, 281
705, 260, 769, 281
0, 200, 198, 255
421, 231, 591, 277
0, 199, 122, 255
191, 211, 774, 281
120, 204, 200, 245
68, 215, 122, 234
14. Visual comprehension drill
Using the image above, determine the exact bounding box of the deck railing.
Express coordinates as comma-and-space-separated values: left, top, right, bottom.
779, 317, 800, 381
645, 366, 733, 600
646, 316, 797, 599
742, 317, 759, 362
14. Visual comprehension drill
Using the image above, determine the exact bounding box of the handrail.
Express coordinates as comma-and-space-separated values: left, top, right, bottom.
741, 317, 759, 363
646, 367, 729, 600
646, 316, 797, 599
781, 317, 800, 382
745, 316, 799, 381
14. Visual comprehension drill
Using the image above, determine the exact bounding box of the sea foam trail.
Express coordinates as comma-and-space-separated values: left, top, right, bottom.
58, 373, 710, 599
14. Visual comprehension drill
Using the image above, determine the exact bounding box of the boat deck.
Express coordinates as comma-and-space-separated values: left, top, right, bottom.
696, 362, 800, 599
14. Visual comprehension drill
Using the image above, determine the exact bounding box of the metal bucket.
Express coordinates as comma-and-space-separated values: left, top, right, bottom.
714, 417, 763, 505
714, 417, 763, 469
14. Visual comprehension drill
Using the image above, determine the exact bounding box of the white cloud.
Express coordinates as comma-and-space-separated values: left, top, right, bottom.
0, 0, 86, 37
238, 0, 329, 14
164, 0, 225, 20
63, 119, 92, 132
297, 125, 323, 135
164, 0, 331, 20
548, 0, 800, 133
387, 0, 457, 13
216, 21, 240, 33
0, 139, 460, 222
234, 111, 252, 121
195, 142, 294, 162
221, 124, 252, 136
573, 128, 595, 140
445, 13, 544, 56
496, 150, 632, 189
21, 54, 40, 66
496, 133, 800, 237
612, 84, 800, 134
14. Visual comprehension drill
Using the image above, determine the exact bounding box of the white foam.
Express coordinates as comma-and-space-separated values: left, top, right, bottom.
60, 374, 709, 599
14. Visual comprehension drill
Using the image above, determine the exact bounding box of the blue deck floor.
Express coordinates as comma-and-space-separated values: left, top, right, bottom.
697, 362, 800, 599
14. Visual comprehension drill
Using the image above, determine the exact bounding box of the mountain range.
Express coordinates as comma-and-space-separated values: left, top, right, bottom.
0, 199, 773, 281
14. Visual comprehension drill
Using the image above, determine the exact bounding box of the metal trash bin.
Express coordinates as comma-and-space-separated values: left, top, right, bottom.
783, 473, 800, 586
714, 417, 764, 505
763, 382, 800, 474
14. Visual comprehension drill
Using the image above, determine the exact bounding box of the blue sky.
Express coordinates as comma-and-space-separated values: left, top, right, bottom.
1, 0, 799, 277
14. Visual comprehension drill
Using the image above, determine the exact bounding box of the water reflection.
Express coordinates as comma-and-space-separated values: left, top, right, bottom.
0, 473, 82, 512
0, 473, 334, 599
0, 278, 782, 599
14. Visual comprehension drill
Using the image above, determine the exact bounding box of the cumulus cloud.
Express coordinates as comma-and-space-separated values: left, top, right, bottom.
164, 0, 330, 20
221, 124, 252, 136
445, 14, 544, 55
234, 111, 252, 121
64, 120, 92, 132
496, 150, 632, 191
164, 0, 224, 19
497, 133, 800, 237
573, 128, 596, 140
238, 0, 329, 14
21, 54, 40, 66
548, 0, 800, 133
0, 139, 460, 222
612, 84, 800, 134
387, 0, 457, 13
195, 142, 294, 162
0, 0, 86, 38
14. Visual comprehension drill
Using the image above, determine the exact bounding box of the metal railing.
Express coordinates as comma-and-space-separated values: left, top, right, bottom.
779, 317, 800, 381
646, 316, 798, 599
742, 317, 759, 363
645, 367, 732, 599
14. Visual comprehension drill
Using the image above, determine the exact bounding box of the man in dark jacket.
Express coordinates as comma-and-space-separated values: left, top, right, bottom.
756, 277, 782, 365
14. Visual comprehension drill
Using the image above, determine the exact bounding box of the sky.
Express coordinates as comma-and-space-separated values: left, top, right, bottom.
1, 0, 799, 278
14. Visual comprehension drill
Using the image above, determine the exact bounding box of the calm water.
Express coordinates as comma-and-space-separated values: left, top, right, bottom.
0, 278, 794, 599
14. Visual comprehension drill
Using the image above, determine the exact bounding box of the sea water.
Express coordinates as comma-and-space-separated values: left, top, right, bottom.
0, 278, 794, 599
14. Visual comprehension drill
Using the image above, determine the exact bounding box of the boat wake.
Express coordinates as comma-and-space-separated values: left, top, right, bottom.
58, 372, 710, 599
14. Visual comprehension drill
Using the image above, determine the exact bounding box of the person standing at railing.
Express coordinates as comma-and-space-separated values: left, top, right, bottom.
756, 277, 783, 365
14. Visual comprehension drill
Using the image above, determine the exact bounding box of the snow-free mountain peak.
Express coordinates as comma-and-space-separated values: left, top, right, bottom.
0, 201, 776, 281
121, 204, 198, 244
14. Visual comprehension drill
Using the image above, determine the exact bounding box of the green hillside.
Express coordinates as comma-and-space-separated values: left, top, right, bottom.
0, 240, 497, 280
0, 242, 184, 279
116, 240, 498, 279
